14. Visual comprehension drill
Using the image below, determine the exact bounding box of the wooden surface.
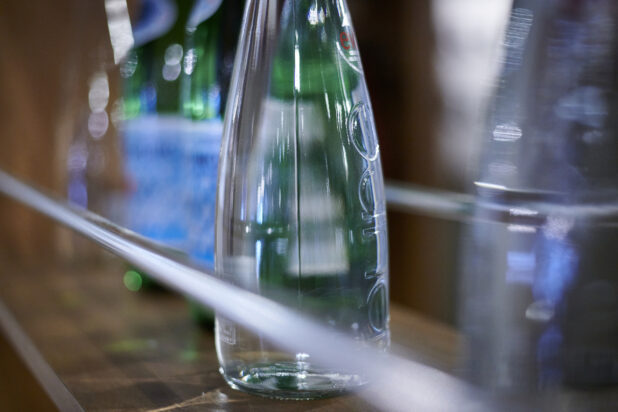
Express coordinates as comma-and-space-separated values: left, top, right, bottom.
0, 257, 459, 411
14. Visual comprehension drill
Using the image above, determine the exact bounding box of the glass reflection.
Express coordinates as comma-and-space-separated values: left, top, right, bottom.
461, 0, 618, 402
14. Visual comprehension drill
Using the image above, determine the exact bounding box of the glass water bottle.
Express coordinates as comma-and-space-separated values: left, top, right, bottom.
119, 0, 191, 251
461, 0, 618, 401
181, 0, 241, 326
215, 0, 389, 399
117, 0, 194, 289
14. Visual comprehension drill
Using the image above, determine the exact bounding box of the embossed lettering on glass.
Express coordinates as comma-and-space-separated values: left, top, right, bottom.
214, 0, 389, 399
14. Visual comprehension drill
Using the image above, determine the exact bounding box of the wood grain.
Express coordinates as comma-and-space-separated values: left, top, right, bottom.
0, 257, 459, 411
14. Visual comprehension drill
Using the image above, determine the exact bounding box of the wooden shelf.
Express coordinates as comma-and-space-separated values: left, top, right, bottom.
0, 258, 459, 411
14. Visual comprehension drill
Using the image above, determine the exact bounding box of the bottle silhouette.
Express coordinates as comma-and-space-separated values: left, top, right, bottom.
181, 0, 243, 326
461, 0, 618, 402
118, 0, 193, 289
215, 0, 389, 399
182, 0, 243, 268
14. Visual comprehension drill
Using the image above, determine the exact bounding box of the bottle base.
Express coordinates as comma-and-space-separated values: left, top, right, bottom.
220, 362, 366, 400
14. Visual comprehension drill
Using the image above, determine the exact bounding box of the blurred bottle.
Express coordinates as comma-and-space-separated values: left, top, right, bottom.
62, 2, 126, 260
461, 0, 618, 403
117, 0, 194, 289
215, 0, 389, 399
182, 0, 223, 121
67, 66, 120, 217
180, 0, 243, 327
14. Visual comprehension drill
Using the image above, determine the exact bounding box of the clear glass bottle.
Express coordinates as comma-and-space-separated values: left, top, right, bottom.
215, 0, 389, 399
460, 0, 618, 403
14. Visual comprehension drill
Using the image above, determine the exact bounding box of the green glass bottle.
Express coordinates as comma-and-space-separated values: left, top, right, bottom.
181, 0, 225, 326
119, 0, 195, 290
182, 0, 223, 120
